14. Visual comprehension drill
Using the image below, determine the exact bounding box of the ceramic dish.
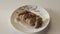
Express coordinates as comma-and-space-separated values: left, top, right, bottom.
10, 5, 50, 33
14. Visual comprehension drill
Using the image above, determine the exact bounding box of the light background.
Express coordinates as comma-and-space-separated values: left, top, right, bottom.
0, 0, 60, 34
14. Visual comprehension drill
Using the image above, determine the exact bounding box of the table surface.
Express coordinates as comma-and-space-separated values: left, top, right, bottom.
0, 0, 60, 34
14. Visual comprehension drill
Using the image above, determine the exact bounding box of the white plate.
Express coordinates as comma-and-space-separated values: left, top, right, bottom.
10, 5, 50, 33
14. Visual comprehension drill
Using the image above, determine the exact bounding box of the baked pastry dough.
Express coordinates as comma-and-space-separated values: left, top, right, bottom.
17, 10, 43, 28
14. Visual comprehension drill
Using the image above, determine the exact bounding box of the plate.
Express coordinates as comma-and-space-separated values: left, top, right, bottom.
10, 5, 50, 33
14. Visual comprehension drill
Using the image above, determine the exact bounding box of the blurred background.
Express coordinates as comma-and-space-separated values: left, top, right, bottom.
0, 0, 60, 34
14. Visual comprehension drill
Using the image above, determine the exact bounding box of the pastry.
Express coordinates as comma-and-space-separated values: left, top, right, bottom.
17, 10, 43, 28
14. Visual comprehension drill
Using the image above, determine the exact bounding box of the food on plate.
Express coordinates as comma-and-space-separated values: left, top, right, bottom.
17, 10, 43, 28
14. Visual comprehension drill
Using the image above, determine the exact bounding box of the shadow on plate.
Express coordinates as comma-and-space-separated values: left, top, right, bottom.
32, 21, 51, 34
